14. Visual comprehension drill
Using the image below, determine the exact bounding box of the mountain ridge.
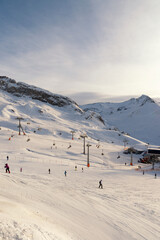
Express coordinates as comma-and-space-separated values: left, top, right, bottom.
81, 95, 160, 145
0, 76, 80, 109
0, 76, 160, 145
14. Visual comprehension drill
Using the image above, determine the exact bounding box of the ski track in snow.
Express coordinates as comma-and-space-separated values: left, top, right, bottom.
0, 220, 61, 240
0, 160, 160, 240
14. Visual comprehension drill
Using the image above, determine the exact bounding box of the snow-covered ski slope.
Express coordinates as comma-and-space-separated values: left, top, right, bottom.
0, 91, 160, 240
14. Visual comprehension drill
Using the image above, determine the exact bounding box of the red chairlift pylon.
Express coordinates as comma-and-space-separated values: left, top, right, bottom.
130, 150, 133, 166
71, 130, 75, 140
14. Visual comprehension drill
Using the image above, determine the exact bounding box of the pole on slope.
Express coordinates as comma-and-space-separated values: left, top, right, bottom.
87, 143, 91, 167
130, 149, 133, 166
71, 130, 75, 140
80, 134, 87, 154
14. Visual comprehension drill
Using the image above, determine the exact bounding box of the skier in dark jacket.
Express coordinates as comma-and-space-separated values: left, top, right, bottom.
99, 180, 103, 189
4, 163, 10, 173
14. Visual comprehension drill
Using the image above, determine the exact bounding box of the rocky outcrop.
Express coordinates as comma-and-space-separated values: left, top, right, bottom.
0, 76, 79, 108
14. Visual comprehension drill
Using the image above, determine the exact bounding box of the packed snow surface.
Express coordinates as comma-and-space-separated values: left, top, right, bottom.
0, 91, 160, 240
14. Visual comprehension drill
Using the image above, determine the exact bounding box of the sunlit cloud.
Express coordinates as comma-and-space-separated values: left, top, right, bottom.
0, 0, 160, 104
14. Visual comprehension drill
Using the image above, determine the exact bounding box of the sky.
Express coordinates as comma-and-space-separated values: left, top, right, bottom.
0, 0, 160, 104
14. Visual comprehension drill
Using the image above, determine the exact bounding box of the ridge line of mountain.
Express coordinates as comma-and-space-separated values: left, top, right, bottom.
0, 76, 78, 108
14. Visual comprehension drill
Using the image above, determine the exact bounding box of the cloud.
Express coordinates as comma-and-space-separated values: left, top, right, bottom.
64, 91, 138, 105
65, 92, 104, 105
0, 0, 160, 100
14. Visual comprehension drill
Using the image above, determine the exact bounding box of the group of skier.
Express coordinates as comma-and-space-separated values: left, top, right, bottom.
48, 166, 103, 188
4, 155, 103, 188
3, 155, 10, 173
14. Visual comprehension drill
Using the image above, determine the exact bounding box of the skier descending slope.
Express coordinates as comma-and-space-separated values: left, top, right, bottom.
99, 180, 103, 189
4, 163, 10, 173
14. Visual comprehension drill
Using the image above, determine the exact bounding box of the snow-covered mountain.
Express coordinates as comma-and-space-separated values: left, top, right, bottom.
0, 77, 160, 240
1, 76, 160, 146
81, 95, 160, 145
0, 77, 113, 148
0, 76, 106, 134
0, 76, 159, 146
0, 76, 149, 152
